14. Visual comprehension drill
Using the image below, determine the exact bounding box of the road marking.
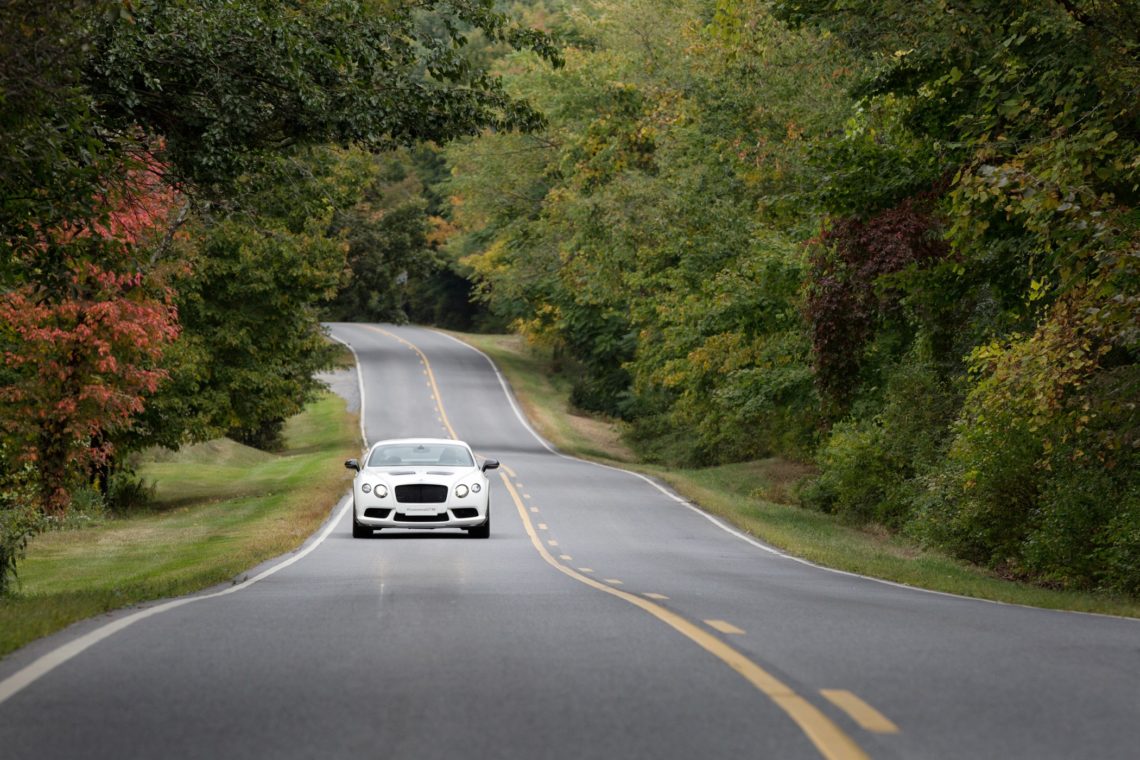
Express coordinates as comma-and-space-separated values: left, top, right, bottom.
370, 328, 875, 758
821, 691, 900, 734
524, 493, 532, 499
547, 540, 559, 547
499, 472, 869, 760
559, 554, 573, 561
705, 619, 745, 635
578, 567, 595, 573
503, 464, 518, 478
538, 523, 548, 531
0, 330, 375, 708
0, 494, 354, 708
368, 326, 457, 440
644, 593, 669, 600
529, 507, 539, 513
604, 579, 624, 586
440, 326, 1140, 622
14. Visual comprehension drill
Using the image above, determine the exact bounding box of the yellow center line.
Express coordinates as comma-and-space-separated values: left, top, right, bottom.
365, 327, 870, 760
367, 326, 458, 440
499, 472, 870, 760
705, 619, 745, 635
821, 691, 900, 734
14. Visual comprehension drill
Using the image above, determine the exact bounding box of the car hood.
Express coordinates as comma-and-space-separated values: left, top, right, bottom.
363, 467, 475, 486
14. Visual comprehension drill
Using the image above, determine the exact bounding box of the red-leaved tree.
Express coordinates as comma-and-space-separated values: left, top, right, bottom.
1, 160, 182, 515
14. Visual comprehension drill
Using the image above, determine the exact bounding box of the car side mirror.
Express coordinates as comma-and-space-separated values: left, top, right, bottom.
345, 459, 360, 472
481, 459, 500, 472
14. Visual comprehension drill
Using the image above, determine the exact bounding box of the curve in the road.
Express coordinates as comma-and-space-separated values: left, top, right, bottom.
371, 324, 870, 760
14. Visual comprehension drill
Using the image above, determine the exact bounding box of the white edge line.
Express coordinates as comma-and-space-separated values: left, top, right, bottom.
432, 329, 1138, 622
0, 495, 352, 706
0, 327, 369, 706
329, 331, 369, 448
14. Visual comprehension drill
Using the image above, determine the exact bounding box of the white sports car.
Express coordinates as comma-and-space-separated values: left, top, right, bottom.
344, 438, 499, 538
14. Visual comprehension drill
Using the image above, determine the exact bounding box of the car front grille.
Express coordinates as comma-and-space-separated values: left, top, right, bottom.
394, 484, 448, 504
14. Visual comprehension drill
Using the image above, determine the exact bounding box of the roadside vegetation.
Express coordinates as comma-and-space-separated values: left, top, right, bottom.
0, 1, 557, 592
443, 1, 1140, 599
461, 332, 1140, 618
4, 0, 1137, 618
0, 392, 358, 658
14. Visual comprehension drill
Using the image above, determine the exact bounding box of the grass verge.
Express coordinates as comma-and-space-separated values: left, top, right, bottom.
0, 392, 358, 658
453, 331, 1140, 618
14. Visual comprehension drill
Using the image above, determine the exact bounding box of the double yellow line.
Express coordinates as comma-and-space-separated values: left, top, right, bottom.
368, 326, 458, 440
372, 326, 872, 760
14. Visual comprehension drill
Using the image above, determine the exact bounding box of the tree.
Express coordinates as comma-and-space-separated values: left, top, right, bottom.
1, 0, 560, 590
779, 0, 1140, 589
85, 0, 559, 191
448, 0, 845, 447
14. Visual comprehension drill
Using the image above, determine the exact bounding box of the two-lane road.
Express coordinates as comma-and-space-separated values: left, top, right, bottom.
2, 323, 1137, 759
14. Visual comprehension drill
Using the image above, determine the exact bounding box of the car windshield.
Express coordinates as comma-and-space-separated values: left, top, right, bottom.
367, 443, 474, 468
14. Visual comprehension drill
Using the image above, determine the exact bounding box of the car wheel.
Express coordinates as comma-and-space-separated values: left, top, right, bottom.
468, 505, 490, 539
352, 504, 372, 538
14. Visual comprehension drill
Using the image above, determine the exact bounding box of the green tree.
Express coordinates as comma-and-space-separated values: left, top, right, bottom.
1, 0, 558, 590
779, 0, 1140, 589
449, 0, 845, 447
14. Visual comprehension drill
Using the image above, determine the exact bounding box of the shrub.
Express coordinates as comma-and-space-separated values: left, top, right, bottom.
1023, 457, 1138, 591
0, 462, 44, 596
107, 471, 157, 514
803, 347, 958, 529
911, 410, 1044, 568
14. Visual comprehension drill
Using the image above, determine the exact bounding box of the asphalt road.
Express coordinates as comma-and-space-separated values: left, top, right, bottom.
2, 323, 1138, 759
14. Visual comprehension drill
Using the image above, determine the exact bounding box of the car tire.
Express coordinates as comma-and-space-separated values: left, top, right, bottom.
468, 505, 490, 539
352, 511, 372, 538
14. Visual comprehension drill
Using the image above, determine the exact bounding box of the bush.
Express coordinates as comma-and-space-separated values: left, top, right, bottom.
1022, 458, 1137, 590
910, 415, 1043, 568
107, 471, 156, 514
62, 486, 108, 527
0, 463, 44, 596
803, 347, 958, 529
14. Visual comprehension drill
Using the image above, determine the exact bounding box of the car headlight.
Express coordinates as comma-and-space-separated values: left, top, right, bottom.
361, 483, 371, 494
375, 484, 388, 498
472, 483, 481, 493
455, 484, 469, 498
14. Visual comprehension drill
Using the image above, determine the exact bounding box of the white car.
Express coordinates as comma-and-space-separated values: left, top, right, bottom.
345, 438, 499, 538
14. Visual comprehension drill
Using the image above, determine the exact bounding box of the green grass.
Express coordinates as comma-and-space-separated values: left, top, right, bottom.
452, 331, 1140, 618
0, 392, 359, 657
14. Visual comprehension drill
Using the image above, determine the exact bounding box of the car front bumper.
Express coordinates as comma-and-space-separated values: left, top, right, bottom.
354, 504, 487, 529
